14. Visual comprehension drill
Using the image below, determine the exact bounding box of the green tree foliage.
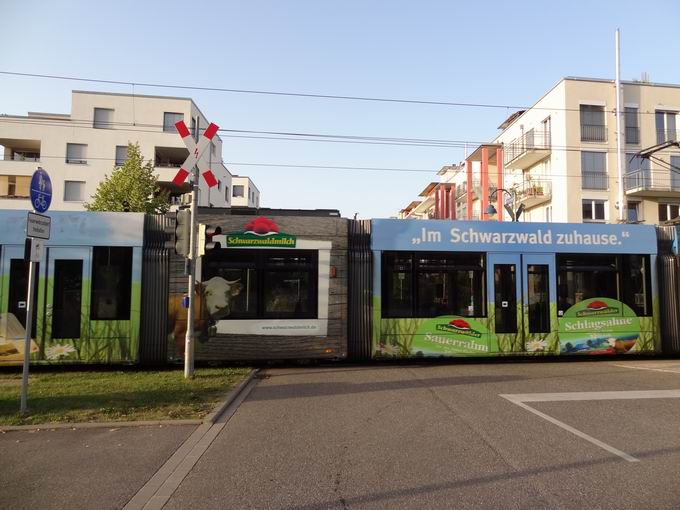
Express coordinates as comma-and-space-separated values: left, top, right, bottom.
85, 143, 170, 213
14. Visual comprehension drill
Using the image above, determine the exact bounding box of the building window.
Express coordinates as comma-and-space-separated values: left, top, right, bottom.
671, 156, 680, 190
541, 116, 551, 147
90, 247, 132, 320
582, 199, 606, 222
580, 105, 607, 142
93, 108, 114, 129
225, 186, 229, 202
627, 201, 641, 222
66, 143, 87, 164
381, 252, 486, 318
624, 107, 639, 145
233, 185, 244, 198
202, 250, 318, 320
115, 146, 128, 167
190, 117, 197, 138
0, 175, 30, 198
545, 205, 552, 222
656, 110, 678, 144
581, 151, 607, 189
163, 112, 184, 133
64, 181, 86, 202
659, 203, 680, 222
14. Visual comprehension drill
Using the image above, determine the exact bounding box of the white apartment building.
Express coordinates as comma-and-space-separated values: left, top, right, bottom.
0, 90, 253, 210
401, 76, 680, 224
231, 175, 260, 208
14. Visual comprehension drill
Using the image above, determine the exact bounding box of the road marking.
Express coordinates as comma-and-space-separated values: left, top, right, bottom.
499, 389, 680, 463
123, 376, 258, 510
612, 363, 680, 374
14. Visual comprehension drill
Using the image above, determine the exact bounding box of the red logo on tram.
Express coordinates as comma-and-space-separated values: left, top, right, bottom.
244, 217, 280, 235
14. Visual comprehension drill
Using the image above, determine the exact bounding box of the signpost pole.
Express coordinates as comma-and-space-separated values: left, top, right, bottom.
19, 257, 36, 414
21, 166, 52, 413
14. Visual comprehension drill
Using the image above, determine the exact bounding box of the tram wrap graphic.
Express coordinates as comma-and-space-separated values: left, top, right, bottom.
558, 297, 650, 354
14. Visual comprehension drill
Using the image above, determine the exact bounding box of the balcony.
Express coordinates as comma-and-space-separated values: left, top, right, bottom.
503, 130, 551, 169
154, 146, 190, 181
0, 139, 41, 165
582, 171, 608, 190
506, 180, 552, 208
580, 124, 607, 143
625, 169, 680, 197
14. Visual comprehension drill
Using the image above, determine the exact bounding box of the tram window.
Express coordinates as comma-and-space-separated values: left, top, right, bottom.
527, 265, 550, 333
382, 251, 485, 318
494, 265, 517, 334
91, 247, 132, 320
52, 260, 83, 339
622, 255, 652, 316
263, 253, 316, 319
557, 254, 618, 315
202, 249, 317, 320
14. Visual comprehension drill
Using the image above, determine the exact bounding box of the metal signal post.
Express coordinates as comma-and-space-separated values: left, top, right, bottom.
172, 119, 220, 379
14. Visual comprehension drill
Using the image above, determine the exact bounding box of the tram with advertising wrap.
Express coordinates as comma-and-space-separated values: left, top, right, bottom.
0, 209, 678, 366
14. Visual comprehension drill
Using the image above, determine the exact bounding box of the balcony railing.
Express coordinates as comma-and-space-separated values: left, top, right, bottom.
625, 169, 680, 193
503, 129, 550, 167
580, 124, 607, 143
582, 171, 608, 190
505, 180, 552, 206
656, 129, 680, 144
0, 153, 40, 162
625, 126, 640, 145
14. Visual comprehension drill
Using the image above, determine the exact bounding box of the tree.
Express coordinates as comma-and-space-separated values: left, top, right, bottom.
85, 143, 170, 213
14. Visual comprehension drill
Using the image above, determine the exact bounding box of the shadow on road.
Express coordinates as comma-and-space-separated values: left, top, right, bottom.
248, 374, 526, 401
288, 444, 680, 510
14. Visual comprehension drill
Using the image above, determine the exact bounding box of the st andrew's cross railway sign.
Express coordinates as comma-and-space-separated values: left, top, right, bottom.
172, 120, 219, 188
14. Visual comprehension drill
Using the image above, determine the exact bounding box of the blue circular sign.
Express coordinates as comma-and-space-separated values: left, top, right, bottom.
30, 168, 52, 213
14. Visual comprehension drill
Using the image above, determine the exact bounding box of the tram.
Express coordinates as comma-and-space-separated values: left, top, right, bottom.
0, 209, 675, 365
367, 219, 658, 358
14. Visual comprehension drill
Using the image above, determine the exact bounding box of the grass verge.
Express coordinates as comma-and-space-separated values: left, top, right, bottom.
0, 367, 251, 426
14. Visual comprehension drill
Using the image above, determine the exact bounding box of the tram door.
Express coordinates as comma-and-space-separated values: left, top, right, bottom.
489, 253, 555, 352
43, 247, 91, 346
0, 246, 39, 355
521, 254, 555, 343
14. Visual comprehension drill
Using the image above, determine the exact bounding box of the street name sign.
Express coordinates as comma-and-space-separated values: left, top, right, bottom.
26, 212, 51, 240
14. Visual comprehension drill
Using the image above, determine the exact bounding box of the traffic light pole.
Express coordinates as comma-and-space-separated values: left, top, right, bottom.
184, 163, 199, 379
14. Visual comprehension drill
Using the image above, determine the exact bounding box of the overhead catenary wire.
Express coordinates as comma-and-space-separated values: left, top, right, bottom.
2, 117, 678, 158
0, 70, 669, 115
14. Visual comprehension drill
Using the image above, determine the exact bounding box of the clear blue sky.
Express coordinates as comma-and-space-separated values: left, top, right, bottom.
2, 0, 679, 218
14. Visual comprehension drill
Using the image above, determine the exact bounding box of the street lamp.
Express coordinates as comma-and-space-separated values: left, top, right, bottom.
484, 188, 524, 222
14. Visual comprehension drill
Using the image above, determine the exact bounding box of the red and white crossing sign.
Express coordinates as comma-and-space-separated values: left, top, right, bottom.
172, 120, 219, 188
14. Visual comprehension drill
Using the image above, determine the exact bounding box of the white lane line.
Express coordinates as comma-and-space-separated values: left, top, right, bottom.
612, 363, 680, 374
501, 396, 639, 463
502, 389, 680, 402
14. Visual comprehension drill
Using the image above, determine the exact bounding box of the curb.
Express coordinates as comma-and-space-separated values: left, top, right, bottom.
202, 368, 260, 424
0, 368, 260, 433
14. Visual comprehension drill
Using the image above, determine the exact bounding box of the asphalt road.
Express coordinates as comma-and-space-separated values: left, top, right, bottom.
4, 360, 680, 509
165, 360, 680, 510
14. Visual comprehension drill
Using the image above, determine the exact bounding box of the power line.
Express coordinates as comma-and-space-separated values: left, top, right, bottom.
3, 117, 679, 157
0, 70, 665, 115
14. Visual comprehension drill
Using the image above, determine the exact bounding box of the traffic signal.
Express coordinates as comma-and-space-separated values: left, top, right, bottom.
197, 223, 222, 256
175, 208, 192, 257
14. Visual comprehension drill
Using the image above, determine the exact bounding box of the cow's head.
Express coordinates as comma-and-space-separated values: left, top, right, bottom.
202, 276, 244, 319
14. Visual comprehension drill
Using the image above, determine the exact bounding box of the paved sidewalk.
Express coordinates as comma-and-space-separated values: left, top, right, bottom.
0, 425, 196, 510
